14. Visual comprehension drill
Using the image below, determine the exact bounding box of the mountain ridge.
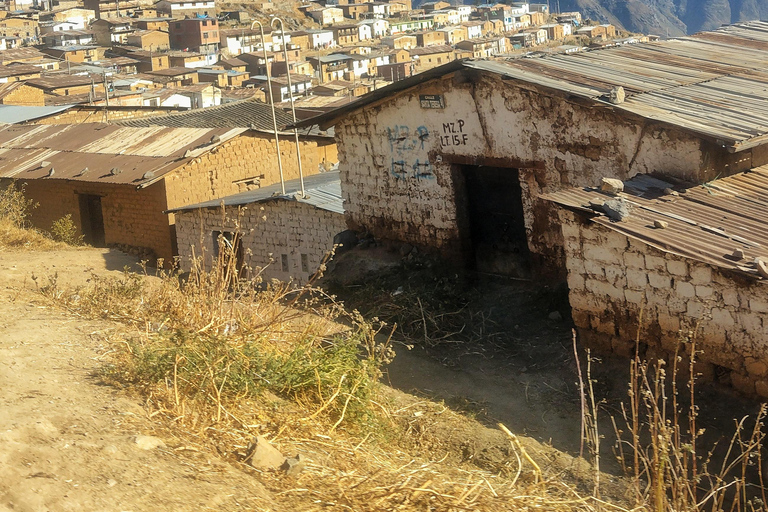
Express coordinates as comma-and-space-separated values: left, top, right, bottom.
557, 0, 767, 36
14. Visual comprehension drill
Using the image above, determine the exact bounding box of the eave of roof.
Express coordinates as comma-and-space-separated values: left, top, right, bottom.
291, 22, 768, 152
543, 168, 768, 280
166, 170, 343, 214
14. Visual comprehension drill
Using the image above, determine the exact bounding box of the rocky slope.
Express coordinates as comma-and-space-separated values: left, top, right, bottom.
556, 0, 767, 36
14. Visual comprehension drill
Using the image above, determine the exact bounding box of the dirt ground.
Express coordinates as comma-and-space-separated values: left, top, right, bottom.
1, 247, 763, 511
0, 249, 277, 512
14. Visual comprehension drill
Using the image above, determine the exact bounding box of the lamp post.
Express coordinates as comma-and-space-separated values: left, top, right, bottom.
251, 20, 285, 195
271, 16, 305, 198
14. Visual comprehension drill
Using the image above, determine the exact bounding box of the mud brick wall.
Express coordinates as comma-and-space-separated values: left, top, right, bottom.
334, 72, 761, 271
175, 200, 347, 284
15, 179, 173, 261
560, 209, 768, 397
164, 132, 322, 214
0, 84, 44, 106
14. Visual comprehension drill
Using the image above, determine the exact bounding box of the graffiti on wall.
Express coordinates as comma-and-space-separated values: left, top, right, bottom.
386, 124, 434, 180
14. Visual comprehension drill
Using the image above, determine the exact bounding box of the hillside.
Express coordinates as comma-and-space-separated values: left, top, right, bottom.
558, 0, 766, 36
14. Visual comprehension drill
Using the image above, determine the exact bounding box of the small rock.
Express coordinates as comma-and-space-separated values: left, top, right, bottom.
603, 197, 631, 221
588, 198, 603, 208
664, 188, 679, 197
600, 178, 624, 195
609, 86, 625, 104
548, 311, 563, 321
399, 243, 414, 257
756, 258, 768, 280
733, 248, 745, 260
107, 479, 117, 487
133, 435, 165, 451
245, 435, 285, 469
653, 220, 668, 229
280, 454, 305, 477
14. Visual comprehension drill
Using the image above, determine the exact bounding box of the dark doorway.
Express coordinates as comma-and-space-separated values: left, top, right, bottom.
78, 194, 105, 247
458, 165, 530, 278
212, 231, 246, 278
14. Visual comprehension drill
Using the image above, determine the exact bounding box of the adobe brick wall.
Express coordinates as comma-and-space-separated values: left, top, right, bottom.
175, 199, 347, 284
334, 73, 760, 271
15, 179, 173, 261
560, 209, 768, 397
164, 132, 321, 213
0, 85, 44, 106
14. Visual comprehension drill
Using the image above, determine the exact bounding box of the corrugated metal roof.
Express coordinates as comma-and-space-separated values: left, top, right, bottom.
295, 22, 768, 151
167, 171, 343, 214
0, 123, 246, 186
543, 167, 768, 280
0, 104, 76, 124
117, 98, 335, 139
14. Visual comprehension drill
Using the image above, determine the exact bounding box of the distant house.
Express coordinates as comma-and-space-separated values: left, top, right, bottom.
41, 29, 95, 46
197, 68, 250, 88
169, 17, 219, 59
455, 36, 509, 58
25, 74, 106, 97
331, 23, 360, 45
409, 44, 455, 72
142, 83, 220, 108
357, 18, 388, 38
0, 63, 41, 83
155, 0, 217, 19
381, 34, 416, 50
42, 45, 106, 63
308, 7, 345, 26
146, 67, 200, 86
219, 27, 271, 56
125, 29, 170, 51
91, 17, 134, 45
172, 172, 347, 284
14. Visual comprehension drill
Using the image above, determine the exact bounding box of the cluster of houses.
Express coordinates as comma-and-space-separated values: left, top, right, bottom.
5, 0, 768, 399
0, 0, 642, 112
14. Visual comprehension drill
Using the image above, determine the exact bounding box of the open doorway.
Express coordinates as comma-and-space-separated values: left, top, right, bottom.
78, 194, 105, 247
212, 230, 246, 278
456, 165, 530, 278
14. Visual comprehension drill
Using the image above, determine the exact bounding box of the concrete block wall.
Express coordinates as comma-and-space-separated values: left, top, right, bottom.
560, 209, 768, 397
175, 199, 347, 284
17, 179, 173, 261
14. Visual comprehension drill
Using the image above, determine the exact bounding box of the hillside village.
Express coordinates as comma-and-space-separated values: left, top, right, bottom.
3, 0, 768, 503
0, 0, 642, 111
0, 0, 768, 436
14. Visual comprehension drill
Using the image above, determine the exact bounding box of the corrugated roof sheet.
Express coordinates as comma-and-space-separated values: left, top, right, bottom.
167, 171, 343, 214
0, 123, 245, 186
543, 167, 768, 279
296, 21, 768, 151
117, 98, 334, 138
0, 104, 76, 124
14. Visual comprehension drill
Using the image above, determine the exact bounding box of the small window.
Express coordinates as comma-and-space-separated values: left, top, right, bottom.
202, 20, 208, 26
281, 254, 289, 272
301, 253, 309, 273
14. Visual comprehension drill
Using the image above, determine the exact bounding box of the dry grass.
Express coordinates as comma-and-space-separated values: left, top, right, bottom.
0, 218, 69, 251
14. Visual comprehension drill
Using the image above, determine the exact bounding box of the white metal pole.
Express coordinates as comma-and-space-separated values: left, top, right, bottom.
272, 16, 305, 198
252, 20, 285, 195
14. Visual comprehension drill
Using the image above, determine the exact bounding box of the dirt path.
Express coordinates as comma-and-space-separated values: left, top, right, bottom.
0, 249, 273, 512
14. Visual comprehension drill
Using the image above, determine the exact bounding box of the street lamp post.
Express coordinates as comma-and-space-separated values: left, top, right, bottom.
251, 20, 286, 195
272, 16, 305, 198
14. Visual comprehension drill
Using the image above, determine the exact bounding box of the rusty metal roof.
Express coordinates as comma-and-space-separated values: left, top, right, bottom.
0, 123, 245, 187
543, 168, 768, 279
296, 22, 768, 151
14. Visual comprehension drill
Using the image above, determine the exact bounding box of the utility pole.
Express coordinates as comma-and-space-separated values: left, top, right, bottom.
103, 72, 109, 122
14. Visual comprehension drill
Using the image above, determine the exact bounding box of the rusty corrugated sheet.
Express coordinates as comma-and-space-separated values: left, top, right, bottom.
0, 123, 246, 186
296, 21, 768, 150
543, 166, 768, 279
